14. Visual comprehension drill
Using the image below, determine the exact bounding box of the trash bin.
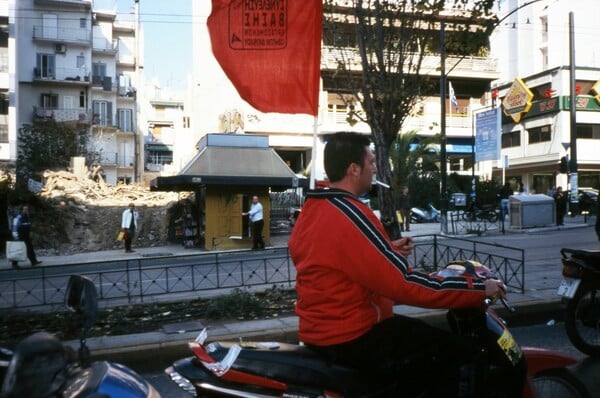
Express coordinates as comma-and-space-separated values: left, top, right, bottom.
509, 194, 555, 228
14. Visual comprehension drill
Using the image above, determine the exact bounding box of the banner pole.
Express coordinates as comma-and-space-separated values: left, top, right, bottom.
310, 116, 318, 189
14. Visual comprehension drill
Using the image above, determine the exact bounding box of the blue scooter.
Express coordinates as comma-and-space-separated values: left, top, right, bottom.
0, 275, 161, 398
410, 203, 441, 223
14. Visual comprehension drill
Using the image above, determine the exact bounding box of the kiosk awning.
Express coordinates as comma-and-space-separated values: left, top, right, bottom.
150, 134, 308, 191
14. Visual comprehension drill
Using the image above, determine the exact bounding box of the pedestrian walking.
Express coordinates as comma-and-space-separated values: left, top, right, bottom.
11, 204, 41, 268
121, 202, 139, 253
396, 186, 411, 232
242, 195, 265, 249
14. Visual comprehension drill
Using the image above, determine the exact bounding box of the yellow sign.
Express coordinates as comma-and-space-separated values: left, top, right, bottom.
502, 78, 534, 123
592, 80, 600, 104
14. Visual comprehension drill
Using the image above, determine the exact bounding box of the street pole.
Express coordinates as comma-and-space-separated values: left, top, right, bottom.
568, 11, 579, 214
440, 21, 448, 234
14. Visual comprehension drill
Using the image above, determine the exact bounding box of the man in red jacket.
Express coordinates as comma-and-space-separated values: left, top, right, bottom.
289, 132, 512, 397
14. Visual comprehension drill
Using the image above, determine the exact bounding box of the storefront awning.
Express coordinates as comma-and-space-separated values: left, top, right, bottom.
146, 143, 173, 152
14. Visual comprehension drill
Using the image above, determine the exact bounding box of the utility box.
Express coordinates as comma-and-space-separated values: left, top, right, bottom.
509, 194, 555, 228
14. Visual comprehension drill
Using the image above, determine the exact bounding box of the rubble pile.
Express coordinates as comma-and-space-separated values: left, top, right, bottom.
33, 171, 183, 256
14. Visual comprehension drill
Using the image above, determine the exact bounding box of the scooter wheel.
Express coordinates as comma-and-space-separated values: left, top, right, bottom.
565, 284, 600, 356
532, 368, 590, 398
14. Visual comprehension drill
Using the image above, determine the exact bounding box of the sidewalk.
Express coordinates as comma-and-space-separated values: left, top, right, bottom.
56, 215, 594, 359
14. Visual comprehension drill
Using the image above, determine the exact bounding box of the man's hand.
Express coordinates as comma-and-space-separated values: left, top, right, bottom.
484, 279, 506, 303
391, 236, 414, 256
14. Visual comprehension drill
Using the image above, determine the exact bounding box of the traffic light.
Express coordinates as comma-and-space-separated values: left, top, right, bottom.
559, 156, 569, 174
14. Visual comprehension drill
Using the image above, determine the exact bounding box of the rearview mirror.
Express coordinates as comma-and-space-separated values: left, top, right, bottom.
65, 275, 98, 330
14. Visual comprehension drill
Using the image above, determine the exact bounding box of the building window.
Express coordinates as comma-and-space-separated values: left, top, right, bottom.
528, 125, 551, 144
577, 124, 600, 139
117, 108, 133, 131
79, 91, 85, 108
0, 92, 7, 114
93, 100, 112, 126
36, 53, 55, 79
147, 150, 173, 165
0, 124, 7, 143
92, 62, 106, 85
501, 131, 520, 148
80, 18, 86, 28
41, 93, 58, 108
183, 116, 190, 128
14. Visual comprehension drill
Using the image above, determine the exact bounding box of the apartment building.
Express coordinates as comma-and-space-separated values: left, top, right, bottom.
490, 0, 600, 195
15, 0, 140, 185
0, 1, 10, 167
91, 8, 139, 184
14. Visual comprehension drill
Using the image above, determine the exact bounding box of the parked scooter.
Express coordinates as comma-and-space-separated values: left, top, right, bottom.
410, 203, 441, 223
0, 275, 161, 398
166, 261, 589, 397
462, 202, 499, 222
559, 248, 600, 356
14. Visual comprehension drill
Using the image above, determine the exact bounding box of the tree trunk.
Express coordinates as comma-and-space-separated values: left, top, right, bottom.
372, 135, 402, 240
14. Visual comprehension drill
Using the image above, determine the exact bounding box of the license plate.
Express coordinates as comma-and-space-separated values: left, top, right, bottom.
557, 277, 581, 298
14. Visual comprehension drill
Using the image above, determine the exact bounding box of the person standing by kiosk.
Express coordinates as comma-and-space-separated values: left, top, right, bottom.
242, 195, 265, 250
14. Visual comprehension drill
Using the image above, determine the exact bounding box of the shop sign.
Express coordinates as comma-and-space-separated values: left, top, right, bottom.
592, 80, 600, 105
502, 78, 534, 122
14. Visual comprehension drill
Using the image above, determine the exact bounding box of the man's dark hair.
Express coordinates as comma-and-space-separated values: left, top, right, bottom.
324, 132, 371, 182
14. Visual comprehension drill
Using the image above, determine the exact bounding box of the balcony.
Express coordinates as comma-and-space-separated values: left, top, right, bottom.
33, 106, 92, 124
92, 38, 117, 54
0, 120, 7, 143
98, 152, 117, 166
33, 67, 90, 85
321, 45, 499, 80
34, 0, 92, 7
118, 84, 136, 98
91, 75, 113, 91
92, 113, 114, 127
100, 152, 134, 168
33, 25, 91, 46
0, 48, 7, 73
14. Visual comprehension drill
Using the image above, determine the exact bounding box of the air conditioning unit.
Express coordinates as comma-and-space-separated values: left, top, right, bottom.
55, 44, 66, 54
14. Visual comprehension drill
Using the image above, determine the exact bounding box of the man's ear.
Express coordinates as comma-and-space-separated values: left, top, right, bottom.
348, 163, 361, 177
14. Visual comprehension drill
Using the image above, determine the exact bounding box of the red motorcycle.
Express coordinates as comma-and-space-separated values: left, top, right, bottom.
166, 261, 589, 397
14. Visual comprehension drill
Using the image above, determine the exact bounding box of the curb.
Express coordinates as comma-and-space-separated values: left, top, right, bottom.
73, 297, 566, 367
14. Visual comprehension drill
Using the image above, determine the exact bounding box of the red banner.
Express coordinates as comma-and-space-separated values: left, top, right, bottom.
208, 0, 322, 116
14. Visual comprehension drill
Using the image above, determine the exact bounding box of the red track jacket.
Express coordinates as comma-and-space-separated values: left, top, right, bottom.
289, 189, 486, 346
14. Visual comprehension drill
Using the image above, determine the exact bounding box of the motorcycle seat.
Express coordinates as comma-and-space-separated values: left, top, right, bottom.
206, 341, 383, 395
569, 249, 600, 265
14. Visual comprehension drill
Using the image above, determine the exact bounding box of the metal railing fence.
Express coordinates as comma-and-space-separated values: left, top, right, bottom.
0, 235, 523, 313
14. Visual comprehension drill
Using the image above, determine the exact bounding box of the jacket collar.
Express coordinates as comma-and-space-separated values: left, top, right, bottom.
306, 188, 359, 201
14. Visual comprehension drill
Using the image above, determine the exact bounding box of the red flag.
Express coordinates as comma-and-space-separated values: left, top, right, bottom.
208, 0, 322, 116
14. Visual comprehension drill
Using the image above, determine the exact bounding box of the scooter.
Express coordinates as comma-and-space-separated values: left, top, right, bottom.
462, 202, 499, 223
559, 248, 600, 356
0, 275, 161, 398
166, 261, 589, 397
410, 203, 440, 223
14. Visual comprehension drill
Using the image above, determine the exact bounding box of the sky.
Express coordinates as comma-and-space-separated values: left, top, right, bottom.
94, 0, 193, 97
